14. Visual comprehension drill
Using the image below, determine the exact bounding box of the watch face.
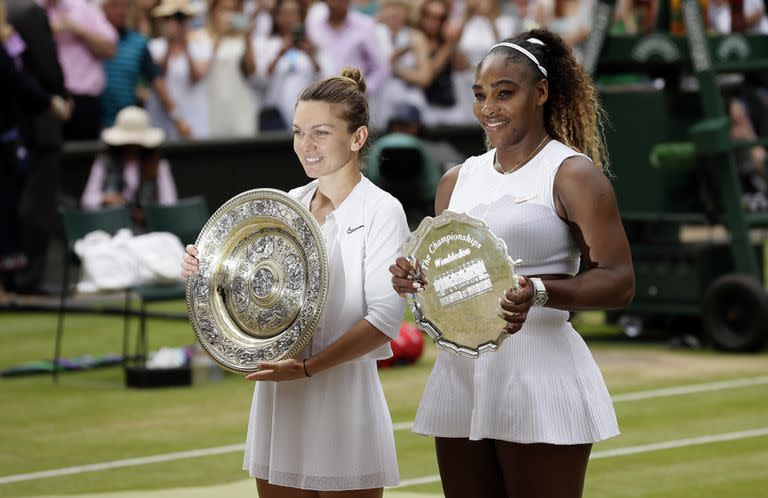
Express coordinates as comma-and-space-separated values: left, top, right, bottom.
533, 290, 548, 307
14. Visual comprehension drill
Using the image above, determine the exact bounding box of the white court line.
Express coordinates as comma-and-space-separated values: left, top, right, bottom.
611, 376, 768, 402
395, 427, 768, 489
2, 375, 767, 485
0, 445, 245, 485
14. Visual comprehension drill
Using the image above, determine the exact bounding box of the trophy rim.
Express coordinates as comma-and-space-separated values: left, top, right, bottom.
404, 210, 519, 359
185, 188, 329, 374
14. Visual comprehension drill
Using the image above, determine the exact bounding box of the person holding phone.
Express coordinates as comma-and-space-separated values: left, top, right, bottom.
259, 0, 320, 131
198, 0, 261, 136
182, 66, 409, 497
147, 0, 212, 139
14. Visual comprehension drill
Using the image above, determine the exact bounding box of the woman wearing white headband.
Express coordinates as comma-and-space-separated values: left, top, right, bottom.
390, 29, 634, 498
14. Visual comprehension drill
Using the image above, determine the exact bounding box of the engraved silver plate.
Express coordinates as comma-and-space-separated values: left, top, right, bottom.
404, 211, 520, 359
186, 189, 328, 373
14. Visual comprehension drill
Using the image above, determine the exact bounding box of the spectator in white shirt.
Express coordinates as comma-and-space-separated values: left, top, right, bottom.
258, 0, 320, 131
196, 0, 262, 136
147, 0, 212, 139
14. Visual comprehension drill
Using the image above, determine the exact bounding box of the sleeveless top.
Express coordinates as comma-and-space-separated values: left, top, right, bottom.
413, 139, 620, 444
448, 140, 584, 276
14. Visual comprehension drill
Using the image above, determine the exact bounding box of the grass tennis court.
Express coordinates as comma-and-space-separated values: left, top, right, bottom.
1, 304, 767, 498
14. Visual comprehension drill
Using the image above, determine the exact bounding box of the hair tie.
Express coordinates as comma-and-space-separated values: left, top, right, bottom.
488, 42, 548, 77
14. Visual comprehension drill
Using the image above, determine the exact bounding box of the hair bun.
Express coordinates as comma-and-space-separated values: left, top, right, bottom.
340, 66, 367, 93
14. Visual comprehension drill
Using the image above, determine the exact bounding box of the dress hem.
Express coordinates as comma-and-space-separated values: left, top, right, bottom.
411, 428, 621, 445
245, 465, 399, 491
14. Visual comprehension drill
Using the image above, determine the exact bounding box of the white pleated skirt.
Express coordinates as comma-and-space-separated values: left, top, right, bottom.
413, 307, 620, 444
243, 359, 400, 490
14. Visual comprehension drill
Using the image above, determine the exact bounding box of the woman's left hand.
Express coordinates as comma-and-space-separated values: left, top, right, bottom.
498, 276, 534, 335
245, 359, 305, 382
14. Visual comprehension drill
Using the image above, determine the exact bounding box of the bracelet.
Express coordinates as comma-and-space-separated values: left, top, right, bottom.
303, 358, 311, 377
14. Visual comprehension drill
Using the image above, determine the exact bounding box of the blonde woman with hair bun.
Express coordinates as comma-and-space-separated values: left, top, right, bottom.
181, 66, 409, 498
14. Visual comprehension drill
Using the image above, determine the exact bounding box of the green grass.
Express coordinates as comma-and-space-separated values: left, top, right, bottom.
1, 306, 768, 497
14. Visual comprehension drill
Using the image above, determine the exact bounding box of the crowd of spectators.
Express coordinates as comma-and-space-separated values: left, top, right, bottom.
10, 0, 762, 142
6, 0, 768, 141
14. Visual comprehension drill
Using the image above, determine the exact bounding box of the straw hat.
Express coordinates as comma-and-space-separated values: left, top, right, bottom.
151, 0, 202, 18
101, 107, 165, 148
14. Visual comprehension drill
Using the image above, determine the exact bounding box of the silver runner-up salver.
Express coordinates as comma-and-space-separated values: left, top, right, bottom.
186, 189, 329, 373
404, 211, 521, 359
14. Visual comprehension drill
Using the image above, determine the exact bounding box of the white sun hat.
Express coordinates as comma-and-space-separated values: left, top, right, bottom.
101, 106, 166, 148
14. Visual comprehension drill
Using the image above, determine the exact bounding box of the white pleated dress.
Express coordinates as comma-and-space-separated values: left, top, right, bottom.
243, 176, 409, 490
413, 141, 620, 444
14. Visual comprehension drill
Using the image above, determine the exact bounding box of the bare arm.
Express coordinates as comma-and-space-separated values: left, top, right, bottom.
434, 164, 462, 215
69, 22, 116, 59
240, 31, 256, 78
495, 157, 634, 335
184, 45, 206, 83
244, 320, 391, 381
152, 77, 192, 137
305, 321, 391, 375
544, 157, 635, 310
392, 31, 432, 88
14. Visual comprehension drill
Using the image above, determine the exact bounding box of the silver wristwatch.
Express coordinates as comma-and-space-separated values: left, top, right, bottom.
530, 277, 548, 307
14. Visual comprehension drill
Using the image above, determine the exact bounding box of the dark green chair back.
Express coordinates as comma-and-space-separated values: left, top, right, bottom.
366, 133, 441, 202
144, 196, 210, 245
61, 206, 133, 253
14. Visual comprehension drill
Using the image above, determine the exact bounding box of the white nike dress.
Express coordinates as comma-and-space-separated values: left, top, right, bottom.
243, 176, 409, 490
413, 140, 620, 444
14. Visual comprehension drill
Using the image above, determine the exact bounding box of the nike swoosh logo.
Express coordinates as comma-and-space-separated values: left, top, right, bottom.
513, 195, 537, 204
347, 225, 364, 234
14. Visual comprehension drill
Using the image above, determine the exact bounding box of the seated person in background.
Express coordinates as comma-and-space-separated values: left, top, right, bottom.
367, 101, 462, 222
386, 101, 463, 173
81, 106, 178, 224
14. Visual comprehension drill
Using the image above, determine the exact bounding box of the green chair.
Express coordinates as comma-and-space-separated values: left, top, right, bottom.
366, 133, 441, 218
145, 196, 210, 247
54, 206, 133, 382
132, 197, 210, 362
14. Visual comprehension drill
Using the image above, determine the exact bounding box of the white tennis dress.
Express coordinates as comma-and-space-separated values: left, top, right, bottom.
243, 176, 409, 490
413, 140, 620, 444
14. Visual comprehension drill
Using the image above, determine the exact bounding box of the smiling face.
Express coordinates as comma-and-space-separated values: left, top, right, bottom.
472, 53, 548, 148
292, 100, 367, 180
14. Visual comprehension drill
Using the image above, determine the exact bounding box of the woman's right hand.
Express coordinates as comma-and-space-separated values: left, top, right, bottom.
389, 256, 428, 296
181, 244, 200, 278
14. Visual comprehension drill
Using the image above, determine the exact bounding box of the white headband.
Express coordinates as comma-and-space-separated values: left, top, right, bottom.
489, 39, 548, 77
